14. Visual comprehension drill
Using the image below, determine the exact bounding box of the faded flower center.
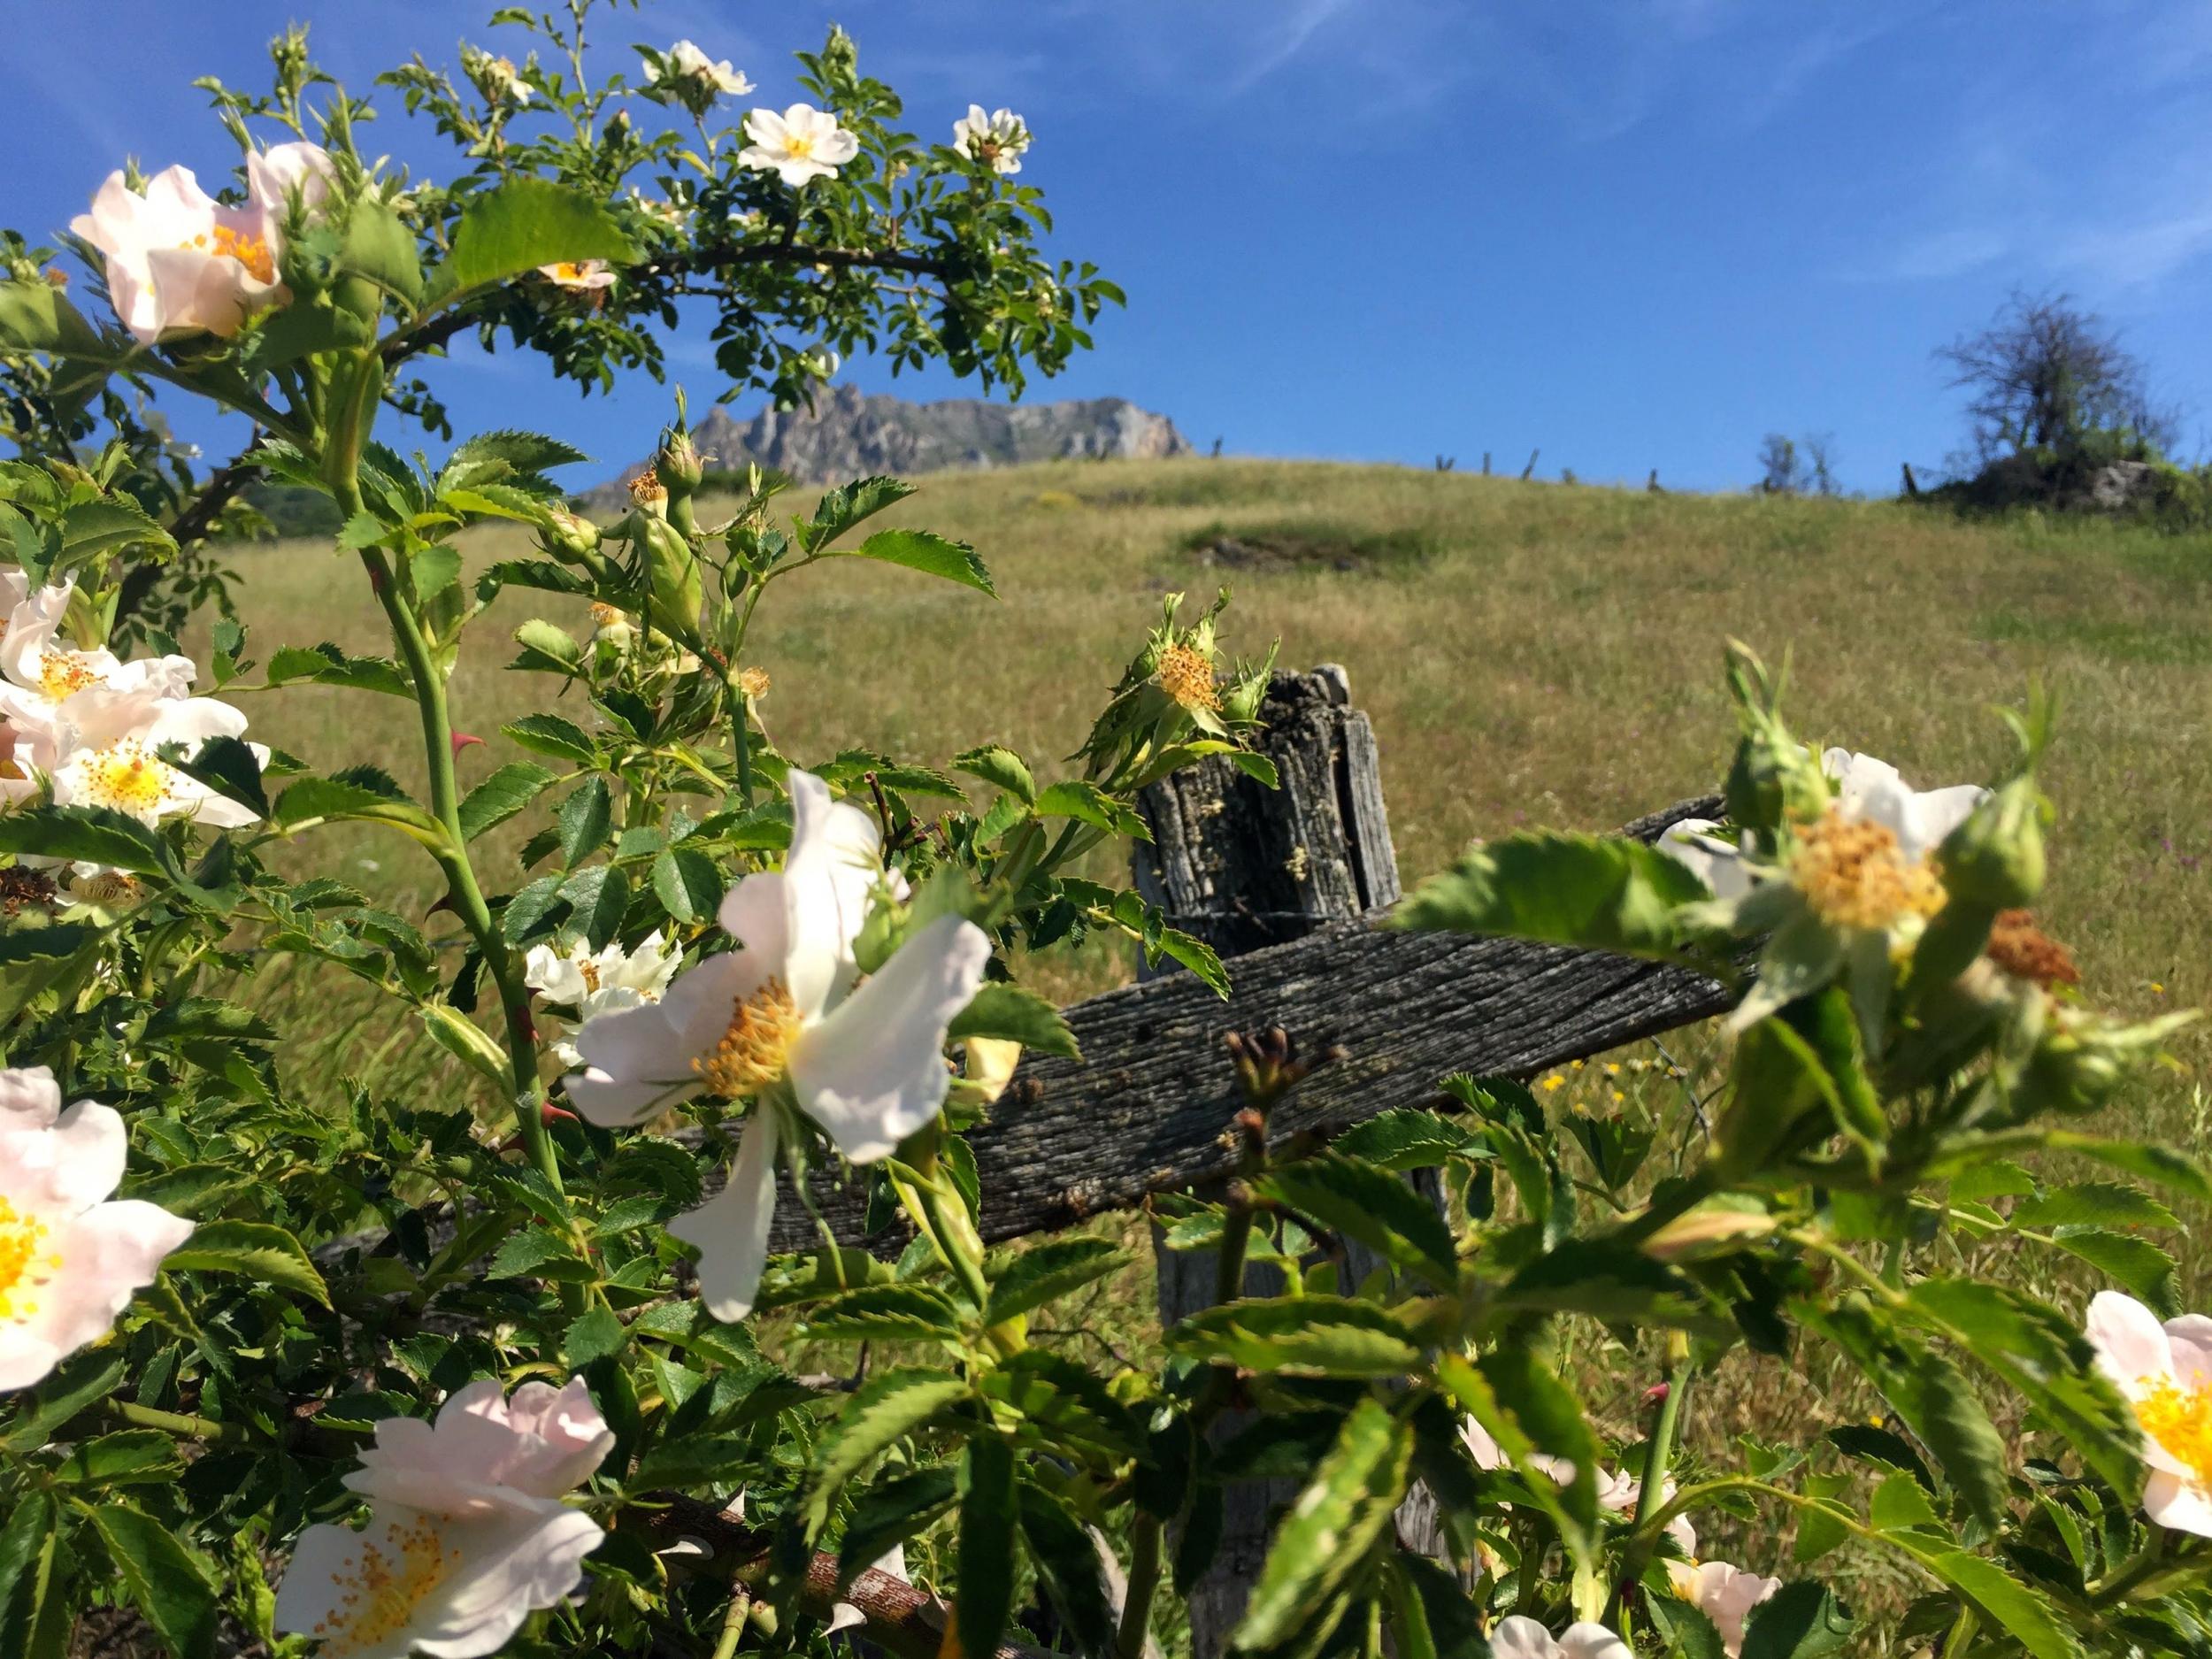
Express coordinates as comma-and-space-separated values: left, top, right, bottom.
2137, 1374, 2212, 1493
737, 666, 771, 699
37, 650, 104, 703
1986, 908, 2080, 989
627, 470, 666, 506
180, 224, 276, 285
693, 977, 803, 1098
0, 1197, 61, 1325
311, 1511, 462, 1657
73, 871, 141, 904
589, 602, 628, 629
78, 740, 173, 816
1791, 809, 1943, 932
1156, 641, 1220, 713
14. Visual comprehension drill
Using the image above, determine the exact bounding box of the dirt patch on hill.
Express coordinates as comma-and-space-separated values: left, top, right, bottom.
1176, 519, 1435, 574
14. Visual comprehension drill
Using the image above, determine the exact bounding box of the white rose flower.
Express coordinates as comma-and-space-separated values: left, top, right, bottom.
538, 258, 616, 293
0, 578, 196, 737
273, 1502, 603, 1659
1458, 1418, 1696, 1553
1655, 818, 1751, 901
0, 1065, 194, 1390
345, 1376, 615, 1518
2085, 1290, 2212, 1536
951, 104, 1031, 174
48, 683, 265, 829
465, 49, 533, 105
70, 165, 286, 343
738, 104, 860, 187
526, 930, 679, 1070
1487, 1617, 1634, 1659
569, 770, 989, 1320
1821, 748, 1986, 864
666, 39, 753, 96
246, 139, 338, 223
1666, 1558, 1783, 1656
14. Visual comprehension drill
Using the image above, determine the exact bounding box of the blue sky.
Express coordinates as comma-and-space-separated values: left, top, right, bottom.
13, 0, 2212, 495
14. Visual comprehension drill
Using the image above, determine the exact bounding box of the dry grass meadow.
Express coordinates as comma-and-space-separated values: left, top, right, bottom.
219, 457, 2212, 1641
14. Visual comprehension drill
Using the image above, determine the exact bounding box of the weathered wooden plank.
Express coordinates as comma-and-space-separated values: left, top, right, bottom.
762, 793, 1731, 1251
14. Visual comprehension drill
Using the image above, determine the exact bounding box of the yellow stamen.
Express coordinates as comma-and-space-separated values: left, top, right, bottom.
737, 666, 771, 700
310, 1511, 463, 1657
0, 1197, 59, 1325
1156, 641, 1220, 713
37, 650, 104, 703
1791, 808, 1944, 932
579, 959, 602, 994
2137, 1375, 2212, 1493
76, 739, 173, 816
784, 129, 817, 159
692, 978, 803, 1099
627, 470, 666, 506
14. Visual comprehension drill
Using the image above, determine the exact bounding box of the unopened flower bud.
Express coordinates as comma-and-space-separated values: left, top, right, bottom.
657, 424, 704, 495
538, 503, 604, 565
634, 512, 703, 640
1939, 775, 2045, 909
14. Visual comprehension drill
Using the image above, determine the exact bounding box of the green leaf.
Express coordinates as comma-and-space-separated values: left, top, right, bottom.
0, 804, 181, 880
426, 177, 636, 307
983, 1237, 1129, 1325
453, 429, 591, 474
1394, 831, 1706, 957
59, 495, 174, 570
502, 713, 596, 763
161, 733, 267, 818
1170, 1295, 1424, 1378
799, 1370, 971, 1540
1333, 1110, 1483, 1171
0, 280, 106, 355
53, 1430, 184, 1487
565, 1307, 626, 1367
652, 846, 726, 925
411, 542, 464, 599
630, 1432, 764, 1490
1019, 1479, 1118, 1657
2048, 1227, 2180, 1316
852, 527, 997, 595
338, 196, 424, 305
948, 981, 1080, 1060
798, 475, 918, 551
1033, 779, 1148, 838
795, 1284, 965, 1342
1738, 1582, 1854, 1659
952, 744, 1036, 803
162, 1219, 329, 1307
88, 1506, 218, 1659
1232, 1398, 1412, 1654
0, 1492, 67, 1659
1914, 1549, 2082, 1659
562, 864, 630, 951
265, 641, 413, 696
2, 1353, 128, 1451
558, 777, 614, 865
956, 1436, 1019, 1659
457, 762, 557, 842
2013, 1182, 2179, 1232
836, 1468, 959, 1581
1257, 1152, 1459, 1288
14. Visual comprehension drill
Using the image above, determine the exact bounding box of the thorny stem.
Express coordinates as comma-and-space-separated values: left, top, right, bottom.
111, 1399, 254, 1446
1608, 1340, 1692, 1632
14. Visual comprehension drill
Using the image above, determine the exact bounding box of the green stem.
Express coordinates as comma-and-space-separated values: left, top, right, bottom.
1112, 1509, 1162, 1659
1608, 1348, 1692, 1628
710, 1587, 751, 1659
111, 1399, 253, 1446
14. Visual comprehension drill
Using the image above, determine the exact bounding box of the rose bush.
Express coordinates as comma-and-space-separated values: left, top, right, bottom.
0, 7, 2204, 1659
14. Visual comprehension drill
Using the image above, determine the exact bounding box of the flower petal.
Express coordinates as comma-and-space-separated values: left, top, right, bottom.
789, 916, 990, 1163
2087, 1290, 2176, 1393
667, 1111, 780, 1322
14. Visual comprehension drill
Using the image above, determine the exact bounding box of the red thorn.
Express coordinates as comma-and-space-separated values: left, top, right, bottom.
1643, 1382, 1671, 1405
450, 732, 486, 757
541, 1102, 580, 1126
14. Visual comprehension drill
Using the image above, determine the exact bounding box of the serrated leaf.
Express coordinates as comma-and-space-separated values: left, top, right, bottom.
1232, 1398, 1411, 1654
836, 1468, 959, 1582
799, 1370, 971, 1541
1258, 1152, 1458, 1288
0, 1492, 65, 1659
947, 981, 1079, 1061
1018, 1479, 1118, 1656
2048, 1228, 2180, 1317
162, 1219, 328, 1307
1171, 1295, 1423, 1378
952, 744, 1036, 803
88, 1506, 218, 1659
558, 777, 614, 865
565, 1307, 626, 1366
502, 713, 595, 763
956, 1436, 1019, 1659
0, 804, 180, 880
652, 846, 725, 924
2014, 1182, 2179, 1233
983, 1237, 1129, 1325
426, 177, 636, 305
797, 1284, 964, 1342
53, 1430, 184, 1487
851, 527, 996, 595
1033, 779, 1148, 838
457, 761, 557, 842
1394, 830, 1705, 957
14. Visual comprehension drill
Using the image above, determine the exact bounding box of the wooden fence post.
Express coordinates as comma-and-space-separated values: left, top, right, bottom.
1133, 666, 1440, 1654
